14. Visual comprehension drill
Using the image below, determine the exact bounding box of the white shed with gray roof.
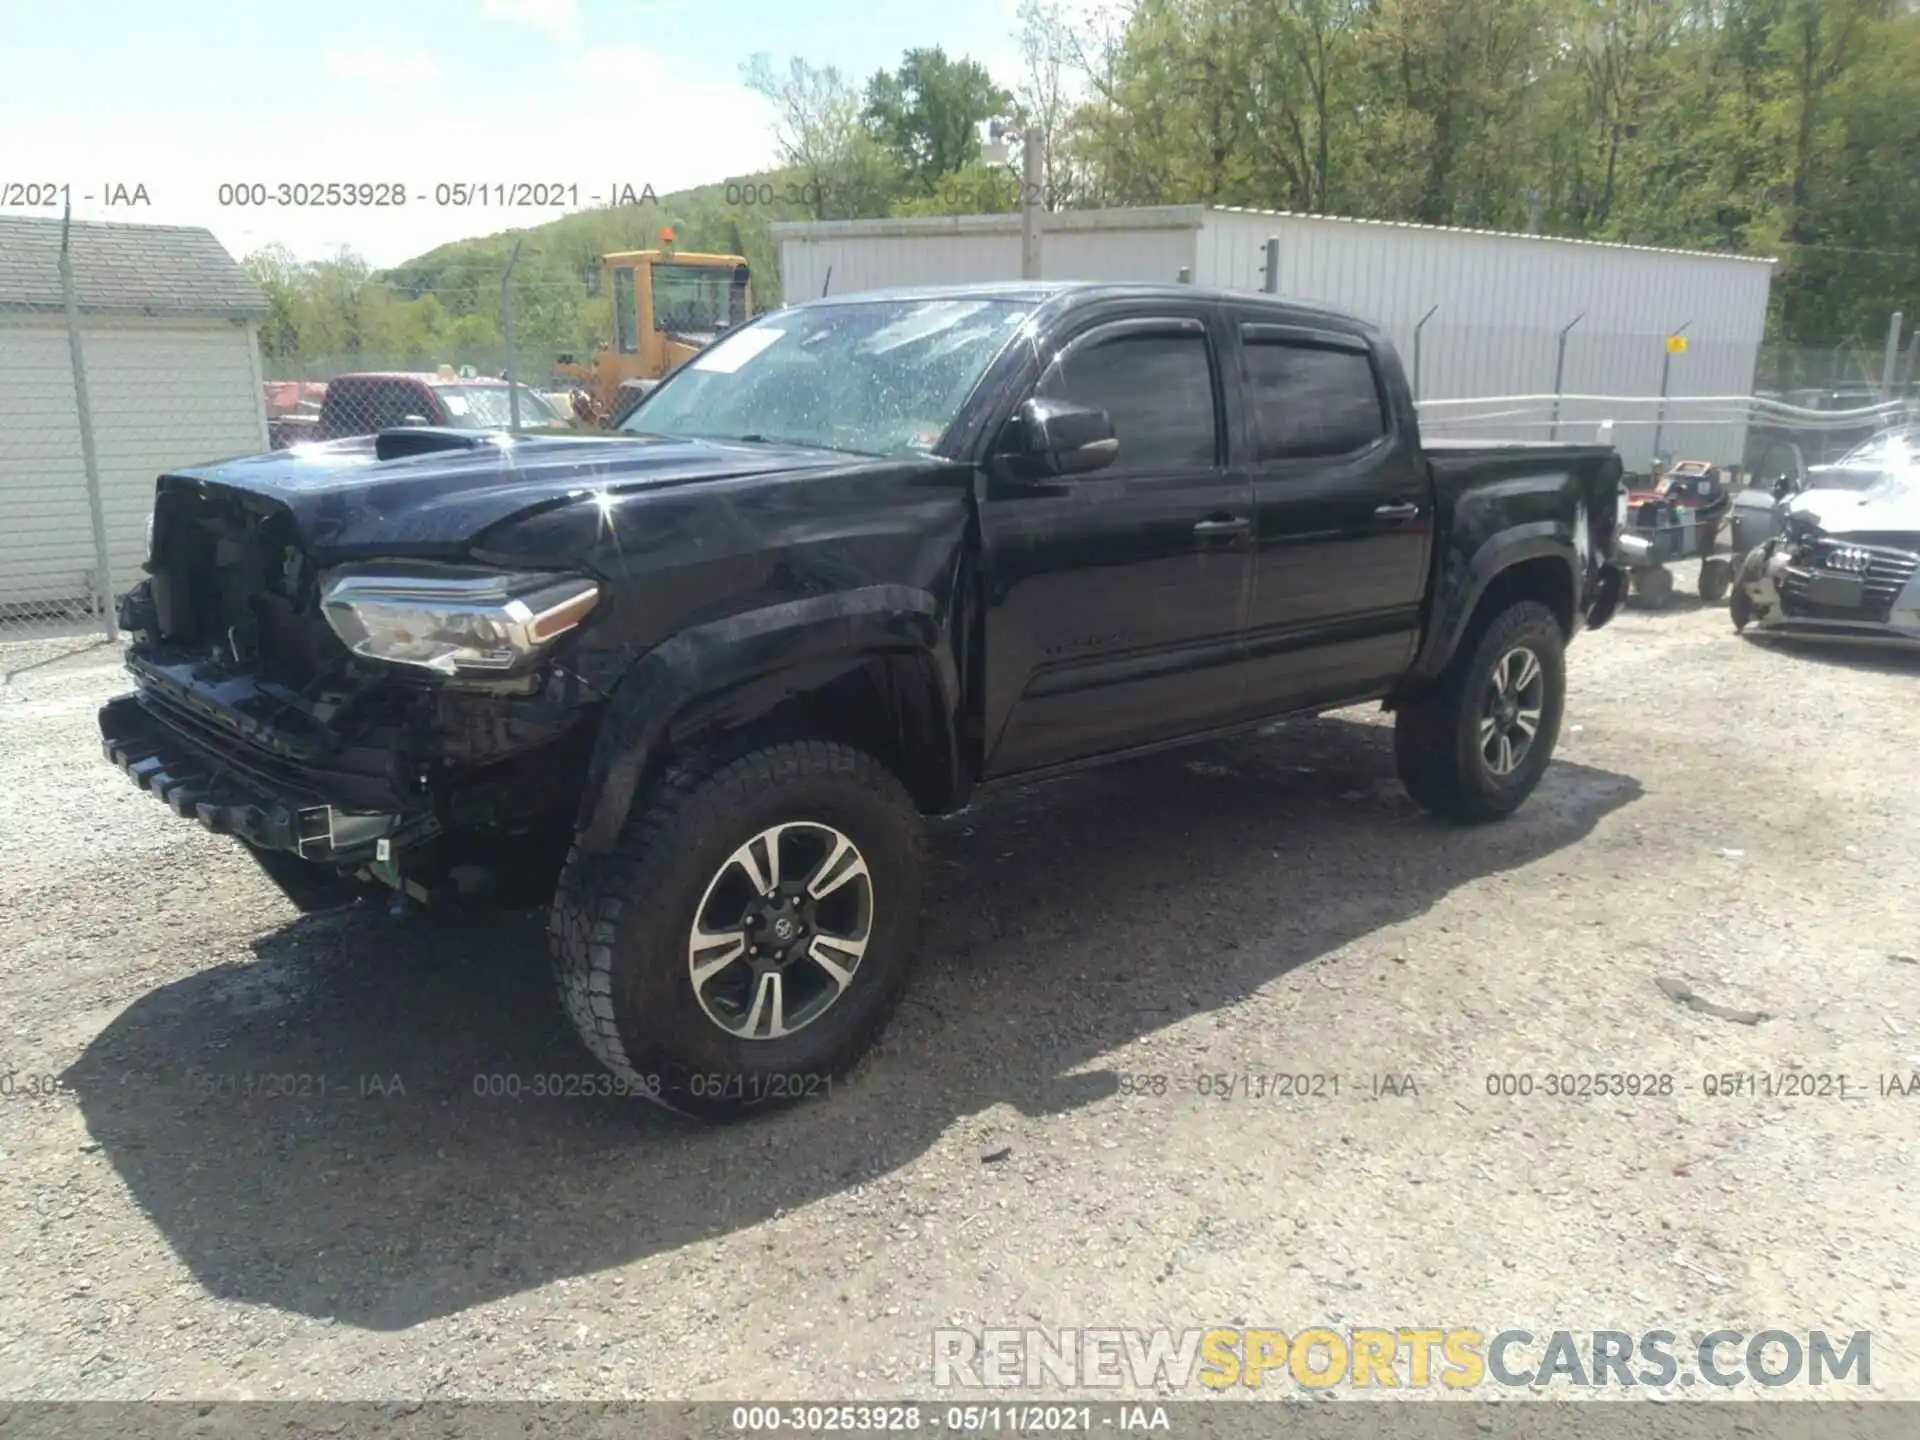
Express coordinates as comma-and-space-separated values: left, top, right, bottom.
0, 216, 270, 616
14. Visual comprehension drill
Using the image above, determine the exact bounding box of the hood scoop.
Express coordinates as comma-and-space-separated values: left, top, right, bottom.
374, 427, 500, 461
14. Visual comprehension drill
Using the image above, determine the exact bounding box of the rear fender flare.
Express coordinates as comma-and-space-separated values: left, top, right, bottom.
574, 586, 958, 852
1407, 523, 1578, 683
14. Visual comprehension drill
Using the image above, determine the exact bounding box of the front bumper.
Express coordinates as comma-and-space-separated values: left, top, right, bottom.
98, 690, 424, 866
1745, 614, 1920, 647
1739, 540, 1920, 646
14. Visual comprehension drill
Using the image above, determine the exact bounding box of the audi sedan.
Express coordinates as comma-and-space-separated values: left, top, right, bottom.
1731, 426, 1920, 644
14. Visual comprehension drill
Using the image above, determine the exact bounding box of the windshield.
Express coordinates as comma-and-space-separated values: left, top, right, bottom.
436, 384, 562, 429
652, 263, 746, 335
621, 298, 1037, 457
1815, 427, 1920, 490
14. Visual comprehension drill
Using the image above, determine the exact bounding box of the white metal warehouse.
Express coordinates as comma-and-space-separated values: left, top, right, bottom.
0, 217, 270, 620
773, 205, 1776, 471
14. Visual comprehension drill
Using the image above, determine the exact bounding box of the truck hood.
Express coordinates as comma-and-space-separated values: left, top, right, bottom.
162, 431, 854, 561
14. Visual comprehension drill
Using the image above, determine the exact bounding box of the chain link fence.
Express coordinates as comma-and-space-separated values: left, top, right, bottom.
5, 208, 1913, 676
0, 222, 121, 667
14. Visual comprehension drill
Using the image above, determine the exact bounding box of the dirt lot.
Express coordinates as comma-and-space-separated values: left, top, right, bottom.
1, 574, 1916, 1404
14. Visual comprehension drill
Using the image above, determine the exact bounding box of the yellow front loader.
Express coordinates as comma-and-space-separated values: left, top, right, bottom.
555, 231, 752, 425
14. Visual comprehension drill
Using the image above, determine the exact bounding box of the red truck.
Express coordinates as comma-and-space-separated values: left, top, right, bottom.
309, 372, 566, 441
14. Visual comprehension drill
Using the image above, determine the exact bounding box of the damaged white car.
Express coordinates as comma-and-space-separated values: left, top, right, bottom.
1732, 425, 1920, 644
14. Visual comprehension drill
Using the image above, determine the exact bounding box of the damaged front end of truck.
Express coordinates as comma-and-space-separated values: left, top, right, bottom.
102, 469, 607, 910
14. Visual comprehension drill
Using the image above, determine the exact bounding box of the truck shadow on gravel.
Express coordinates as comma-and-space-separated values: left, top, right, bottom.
63, 715, 1638, 1330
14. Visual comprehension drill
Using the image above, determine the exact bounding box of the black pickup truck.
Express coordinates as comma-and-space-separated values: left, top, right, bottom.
102, 282, 1626, 1119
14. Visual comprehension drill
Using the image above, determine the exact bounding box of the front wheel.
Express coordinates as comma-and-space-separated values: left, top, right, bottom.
548, 739, 926, 1121
1395, 600, 1567, 824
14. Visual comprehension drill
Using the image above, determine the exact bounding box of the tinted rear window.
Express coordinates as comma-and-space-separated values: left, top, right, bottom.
1242, 340, 1387, 460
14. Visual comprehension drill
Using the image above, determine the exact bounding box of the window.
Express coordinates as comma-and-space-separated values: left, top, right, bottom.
613, 267, 638, 354
1038, 330, 1218, 471
371, 383, 431, 430
435, 385, 562, 428
623, 298, 1036, 458
1242, 340, 1386, 460
651, 264, 733, 336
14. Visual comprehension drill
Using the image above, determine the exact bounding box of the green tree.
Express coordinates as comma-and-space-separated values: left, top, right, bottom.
242, 243, 309, 361
863, 47, 1011, 195
744, 54, 902, 220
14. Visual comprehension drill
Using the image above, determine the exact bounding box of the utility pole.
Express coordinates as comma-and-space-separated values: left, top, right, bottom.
1020, 128, 1043, 281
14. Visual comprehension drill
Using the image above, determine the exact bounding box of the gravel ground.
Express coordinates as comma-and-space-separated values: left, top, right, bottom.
1, 571, 1916, 1405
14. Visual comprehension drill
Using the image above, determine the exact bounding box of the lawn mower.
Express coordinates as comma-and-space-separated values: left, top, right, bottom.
1614, 460, 1737, 607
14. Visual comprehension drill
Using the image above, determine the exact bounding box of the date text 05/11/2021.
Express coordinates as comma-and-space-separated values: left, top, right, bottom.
728, 1404, 1170, 1433
208, 182, 667, 208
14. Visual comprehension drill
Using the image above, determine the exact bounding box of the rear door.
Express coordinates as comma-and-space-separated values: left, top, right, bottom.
1234, 320, 1432, 712
978, 309, 1255, 775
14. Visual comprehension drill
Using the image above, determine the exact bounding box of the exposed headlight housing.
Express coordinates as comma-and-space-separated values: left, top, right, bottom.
320, 565, 600, 675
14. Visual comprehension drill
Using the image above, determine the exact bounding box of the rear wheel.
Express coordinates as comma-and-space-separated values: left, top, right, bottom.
1631, 566, 1675, 608
548, 739, 926, 1121
1730, 547, 1769, 632
1395, 600, 1566, 824
1698, 556, 1734, 604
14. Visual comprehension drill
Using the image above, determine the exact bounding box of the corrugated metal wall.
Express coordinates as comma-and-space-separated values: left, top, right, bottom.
1200, 209, 1774, 470
777, 210, 1201, 303
775, 206, 1775, 471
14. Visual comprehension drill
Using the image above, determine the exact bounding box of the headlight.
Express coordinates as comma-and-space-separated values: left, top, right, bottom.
320, 565, 600, 675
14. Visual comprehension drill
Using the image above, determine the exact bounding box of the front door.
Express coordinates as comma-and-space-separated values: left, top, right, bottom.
978, 313, 1255, 776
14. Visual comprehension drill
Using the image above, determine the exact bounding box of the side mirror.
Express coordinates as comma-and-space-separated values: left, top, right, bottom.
1012, 396, 1119, 477
400, 413, 431, 427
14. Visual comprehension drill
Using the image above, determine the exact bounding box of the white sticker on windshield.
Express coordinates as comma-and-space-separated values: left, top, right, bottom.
441, 394, 469, 415
693, 326, 785, 373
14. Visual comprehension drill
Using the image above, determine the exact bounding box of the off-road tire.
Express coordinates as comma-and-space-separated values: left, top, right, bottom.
548, 739, 926, 1122
1394, 600, 1566, 825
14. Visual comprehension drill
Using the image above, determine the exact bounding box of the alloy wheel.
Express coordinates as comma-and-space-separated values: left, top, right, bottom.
686, 822, 874, 1040
1479, 646, 1545, 778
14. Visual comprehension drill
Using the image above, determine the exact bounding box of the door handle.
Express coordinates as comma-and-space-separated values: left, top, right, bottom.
1193, 515, 1250, 537
1373, 501, 1421, 521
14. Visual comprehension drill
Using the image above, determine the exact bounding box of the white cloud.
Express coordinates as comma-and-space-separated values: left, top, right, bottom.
564, 44, 669, 89
480, 0, 579, 38
0, 49, 775, 268
324, 47, 442, 87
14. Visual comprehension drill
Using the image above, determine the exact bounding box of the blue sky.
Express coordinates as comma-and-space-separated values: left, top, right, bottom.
1, 0, 1030, 265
